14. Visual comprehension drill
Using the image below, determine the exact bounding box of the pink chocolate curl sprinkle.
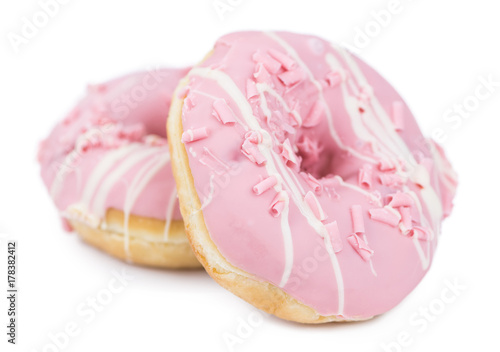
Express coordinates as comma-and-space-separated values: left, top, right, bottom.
347, 234, 374, 261
252, 51, 282, 73
392, 101, 405, 132
269, 191, 288, 217
350, 205, 365, 234
253, 175, 278, 195
278, 67, 305, 86
268, 48, 296, 70
387, 192, 414, 208
212, 99, 236, 125
325, 221, 343, 253
368, 207, 401, 227
181, 127, 209, 143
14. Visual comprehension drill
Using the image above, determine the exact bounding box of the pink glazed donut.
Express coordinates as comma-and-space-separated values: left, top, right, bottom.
168, 31, 458, 322
39, 69, 200, 268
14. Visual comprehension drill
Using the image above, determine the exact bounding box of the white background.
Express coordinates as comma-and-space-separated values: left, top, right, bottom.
0, 0, 498, 351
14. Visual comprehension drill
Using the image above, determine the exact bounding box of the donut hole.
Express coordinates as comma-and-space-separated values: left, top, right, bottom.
296, 134, 337, 180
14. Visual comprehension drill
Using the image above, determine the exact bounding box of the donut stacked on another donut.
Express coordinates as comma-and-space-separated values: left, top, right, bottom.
39, 69, 200, 268
168, 32, 458, 322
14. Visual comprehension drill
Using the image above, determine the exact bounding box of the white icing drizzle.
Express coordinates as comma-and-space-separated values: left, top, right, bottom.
90, 146, 160, 217
285, 165, 306, 195
79, 144, 142, 210
361, 232, 377, 276
333, 49, 414, 158
188, 147, 197, 157
55, 133, 180, 249
335, 48, 443, 207
199, 147, 231, 175
122, 150, 170, 260
429, 141, 458, 194
201, 173, 216, 210
163, 189, 178, 241
51, 142, 138, 204
325, 54, 403, 161
191, 88, 224, 101
50, 165, 69, 201
334, 176, 382, 206
406, 189, 433, 269
278, 191, 294, 287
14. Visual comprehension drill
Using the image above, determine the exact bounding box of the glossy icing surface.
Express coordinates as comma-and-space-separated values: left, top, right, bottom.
39, 69, 188, 242
180, 32, 457, 318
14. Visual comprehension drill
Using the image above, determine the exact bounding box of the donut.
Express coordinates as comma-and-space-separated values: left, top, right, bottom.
39, 69, 200, 268
168, 31, 458, 322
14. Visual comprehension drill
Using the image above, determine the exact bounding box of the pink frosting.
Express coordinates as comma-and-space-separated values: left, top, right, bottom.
39, 68, 189, 231
180, 32, 458, 319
